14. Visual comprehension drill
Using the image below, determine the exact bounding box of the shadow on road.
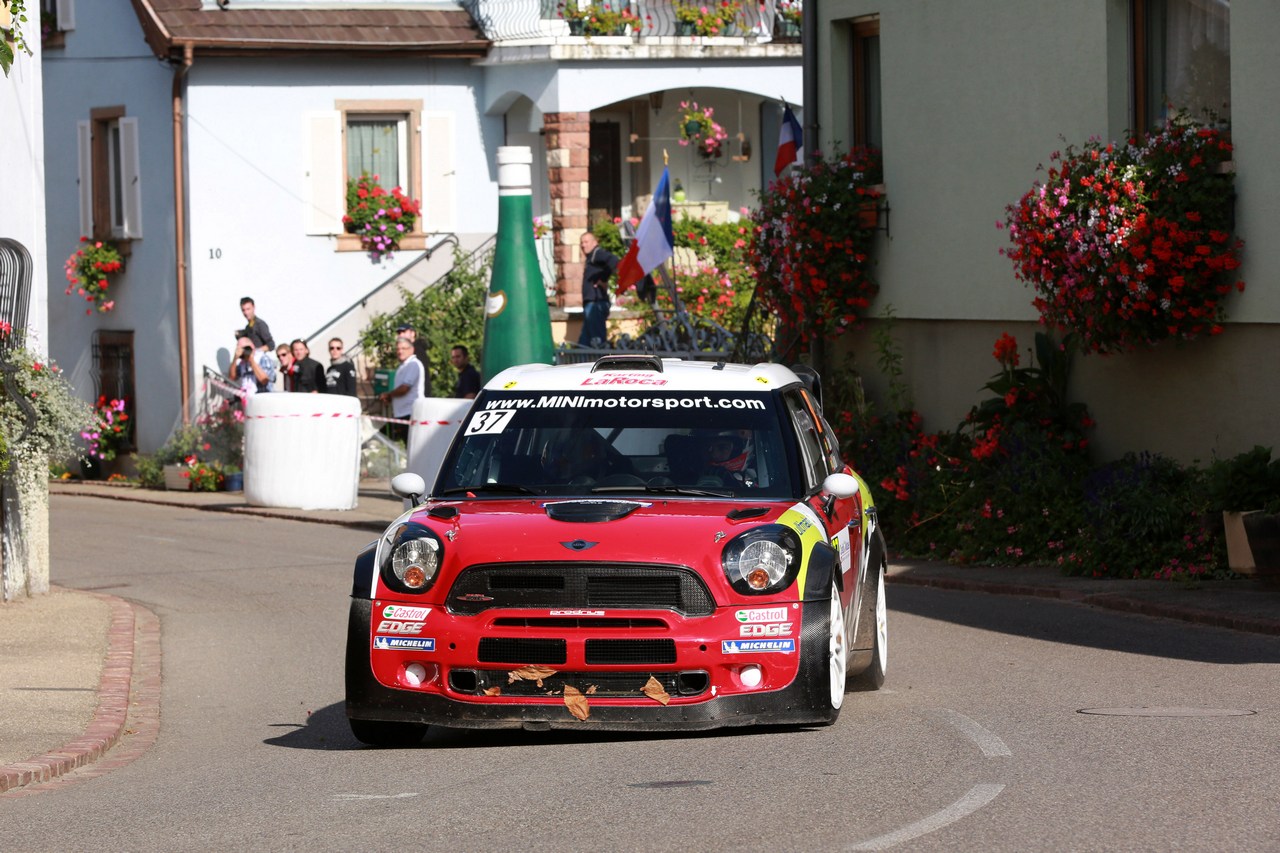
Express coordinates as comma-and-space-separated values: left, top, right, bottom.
264, 701, 815, 751
889, 585, 1280, 664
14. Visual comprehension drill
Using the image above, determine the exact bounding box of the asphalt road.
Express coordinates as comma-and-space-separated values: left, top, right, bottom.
2, 498, 1278, 851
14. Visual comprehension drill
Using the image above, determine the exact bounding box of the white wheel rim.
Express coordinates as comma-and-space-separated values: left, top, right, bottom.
874, 570, 888, 675
829, 585, 846, 709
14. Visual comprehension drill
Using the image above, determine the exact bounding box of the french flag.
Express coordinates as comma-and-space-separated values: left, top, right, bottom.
773, 104, 803, 177
616, 167, 674, 293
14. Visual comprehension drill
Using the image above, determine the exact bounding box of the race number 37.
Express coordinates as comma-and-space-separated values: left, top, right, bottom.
465, 409, 516, 435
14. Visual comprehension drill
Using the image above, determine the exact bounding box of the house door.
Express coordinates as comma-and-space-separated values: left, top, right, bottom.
588, 121, 621, 224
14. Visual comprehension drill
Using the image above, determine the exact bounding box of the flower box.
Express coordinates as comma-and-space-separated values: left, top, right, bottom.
163, 463, 189, 491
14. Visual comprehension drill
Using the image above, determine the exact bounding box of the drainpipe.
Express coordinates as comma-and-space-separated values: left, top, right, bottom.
801, 0, 818, 152
172, 42, 193, 424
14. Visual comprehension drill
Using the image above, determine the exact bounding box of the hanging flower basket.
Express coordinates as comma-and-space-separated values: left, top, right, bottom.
677, 101, 728, 159
343, 172, 422, 263
64, 238, 124, 315
1001, 112, 1243, 355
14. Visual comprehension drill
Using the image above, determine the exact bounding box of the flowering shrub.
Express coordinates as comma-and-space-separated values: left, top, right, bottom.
532, 216, 552, 239
182, 456, 223, 492
1001, 113, 1243, 354
343, 172, 422, 262
0, 346, 94, 470
559, 0, 640, 35
81, 396, 130, 462
64, 238, 123, 314
677, 101, 729, 158
751, 146, 884, 346
673, 0, 742, 35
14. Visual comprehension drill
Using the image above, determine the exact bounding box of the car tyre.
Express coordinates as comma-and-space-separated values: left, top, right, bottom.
349, 718, 428, 748
849, 566, 888, 692
799, 577, 846, 726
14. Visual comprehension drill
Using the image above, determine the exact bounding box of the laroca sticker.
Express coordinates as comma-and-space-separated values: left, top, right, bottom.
383, 605, 431, 621
735, 607, 789, 623
721, 639, 795, 654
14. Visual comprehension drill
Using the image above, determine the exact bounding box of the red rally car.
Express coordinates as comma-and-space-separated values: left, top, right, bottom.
346, 355, 889, 746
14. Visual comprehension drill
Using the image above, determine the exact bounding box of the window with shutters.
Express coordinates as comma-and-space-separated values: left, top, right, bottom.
77, 106, 142, 242
306, 99, 457, 249
40, 0, 74, 49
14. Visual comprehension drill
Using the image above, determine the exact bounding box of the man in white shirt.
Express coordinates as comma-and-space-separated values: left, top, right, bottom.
378, 336, 424, 442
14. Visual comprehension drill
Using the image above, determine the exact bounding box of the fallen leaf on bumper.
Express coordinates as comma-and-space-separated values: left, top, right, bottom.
484, 686, 502, 696
564, 685, 591, 721
641, 676, 671, 705
508, 665, 558, 687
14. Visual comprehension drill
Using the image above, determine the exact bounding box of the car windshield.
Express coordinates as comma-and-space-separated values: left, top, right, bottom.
436, 389, 799, 499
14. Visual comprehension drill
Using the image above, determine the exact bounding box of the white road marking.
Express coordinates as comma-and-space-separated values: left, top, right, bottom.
333, 793, 420, 801
849, 784, 1006, 850
935, 709, 1012, 757
136, 535, 179, 543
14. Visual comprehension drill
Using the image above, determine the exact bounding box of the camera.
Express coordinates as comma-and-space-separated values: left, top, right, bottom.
241, 346, 253, 358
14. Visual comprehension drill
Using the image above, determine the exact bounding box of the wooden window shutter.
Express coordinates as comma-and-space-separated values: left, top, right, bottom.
304, 111, 343, 235
119, 116, 142, 239
422, 112, 456, 233
77, 119, 93, 238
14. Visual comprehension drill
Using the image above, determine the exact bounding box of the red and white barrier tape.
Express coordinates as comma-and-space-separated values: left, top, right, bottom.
204, 375, 461, 426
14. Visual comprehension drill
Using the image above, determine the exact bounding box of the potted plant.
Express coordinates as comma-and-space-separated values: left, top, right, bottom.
80, 396, 130, 478
673, 0, 743, 36
222, 464, 243, 492
558, 0, 639, 36
776, 0, 801, 38
63, 237, 124, 315
1002, 111, 1243, 355
343, 172, 422, 263
1206, 446, 1280, 578
677, 101, 729, 158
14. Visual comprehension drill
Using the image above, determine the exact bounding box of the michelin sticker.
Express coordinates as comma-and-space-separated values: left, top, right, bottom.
722, 639, 795, 654
373, 636, 436, 651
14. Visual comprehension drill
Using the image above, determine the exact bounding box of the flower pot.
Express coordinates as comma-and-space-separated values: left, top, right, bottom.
223, 471, 244, 492
858, 202, 879, 229
163, 463, 189, 491
676, 21, 695, 36
1223, 510, 1280, 580
684, 119, 703, 137
567, 19, 584, 35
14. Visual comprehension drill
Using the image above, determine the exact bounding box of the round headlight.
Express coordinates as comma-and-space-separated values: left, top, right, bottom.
722, 525, 802, 595
378, 521, 445, 594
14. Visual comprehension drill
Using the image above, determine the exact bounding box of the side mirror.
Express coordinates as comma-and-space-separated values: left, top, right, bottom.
821, 472, 859, 500
391, 472, 427, 506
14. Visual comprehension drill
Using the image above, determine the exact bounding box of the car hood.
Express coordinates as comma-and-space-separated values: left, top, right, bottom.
414, 497, 790, 568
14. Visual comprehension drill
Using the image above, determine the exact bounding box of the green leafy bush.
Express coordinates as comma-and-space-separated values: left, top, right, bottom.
360, 246, 490, 394
1205, 446, 1280, 513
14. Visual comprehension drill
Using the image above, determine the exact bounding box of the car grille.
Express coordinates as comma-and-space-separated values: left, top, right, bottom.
448, 563, 715, 616
477, 638, 567, 665
453, 669, 710, 698
584, 639, 676, 665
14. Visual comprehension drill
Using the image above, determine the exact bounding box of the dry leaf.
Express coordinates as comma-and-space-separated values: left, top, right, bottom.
483, 686, 502, 697
508, 665, 558, 687
563, 684, 591, 721
585, 685, 598, 695
641, 676, 671, 706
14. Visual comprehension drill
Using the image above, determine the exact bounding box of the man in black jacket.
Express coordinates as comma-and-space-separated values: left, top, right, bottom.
577, 231, 618, 347
289, 339, 326, 393
325, 338, 358, 396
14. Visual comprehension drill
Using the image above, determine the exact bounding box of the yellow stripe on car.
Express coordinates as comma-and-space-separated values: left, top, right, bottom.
778, 502, 828, 600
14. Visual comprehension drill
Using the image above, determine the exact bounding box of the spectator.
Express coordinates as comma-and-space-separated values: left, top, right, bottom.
275, 344, 294, 392
451, 344, 481, 399
325, 337, 358, 396
577, 231, 618, 347
231, 334, 276, 396
378, 336, 425, 442
290, 339, 326, 393
395, 323, 433, 396
240, 297, 275, 351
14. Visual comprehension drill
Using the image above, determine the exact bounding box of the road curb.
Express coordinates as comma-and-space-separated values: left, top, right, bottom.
0, 590, 158, 795
886, 573, 1280, 637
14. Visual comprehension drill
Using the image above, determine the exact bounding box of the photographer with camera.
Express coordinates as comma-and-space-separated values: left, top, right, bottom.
232, 333, 277, 396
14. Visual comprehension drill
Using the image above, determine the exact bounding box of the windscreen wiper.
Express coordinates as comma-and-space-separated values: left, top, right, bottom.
590, 485, 734, 498
439, 483, 540, 496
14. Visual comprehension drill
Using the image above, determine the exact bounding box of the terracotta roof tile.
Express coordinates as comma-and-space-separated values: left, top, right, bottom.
132, 0, 487, 56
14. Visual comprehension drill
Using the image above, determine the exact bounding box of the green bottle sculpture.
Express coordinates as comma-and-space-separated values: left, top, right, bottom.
481, 146, 555, 381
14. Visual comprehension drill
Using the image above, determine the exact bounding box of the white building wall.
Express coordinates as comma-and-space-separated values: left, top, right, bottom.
1, 16, 47, 353
184, 58, 500, 380
40, 0, 178, 450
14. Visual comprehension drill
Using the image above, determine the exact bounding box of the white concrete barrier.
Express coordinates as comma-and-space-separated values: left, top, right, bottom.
406, 397, 474, 492
243, 393, 362, 509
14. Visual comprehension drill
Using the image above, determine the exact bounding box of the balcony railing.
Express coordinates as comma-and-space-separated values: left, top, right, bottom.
462, 0, 802, 44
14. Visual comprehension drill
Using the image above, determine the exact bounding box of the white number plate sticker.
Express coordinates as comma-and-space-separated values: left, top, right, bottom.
465, 409, 516, 435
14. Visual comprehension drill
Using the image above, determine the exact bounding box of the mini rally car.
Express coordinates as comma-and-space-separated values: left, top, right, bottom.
346, 355, 888, 746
